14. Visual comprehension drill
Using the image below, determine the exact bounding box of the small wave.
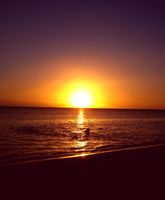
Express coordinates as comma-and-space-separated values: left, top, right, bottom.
14, 125, 55, 136
13, 125, 74, 140
16, 126, 39, 134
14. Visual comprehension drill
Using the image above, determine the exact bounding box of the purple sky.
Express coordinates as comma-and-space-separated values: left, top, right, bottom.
0, 0, 165, 108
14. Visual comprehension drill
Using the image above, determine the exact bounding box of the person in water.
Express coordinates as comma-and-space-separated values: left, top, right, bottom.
85, 128, 90, 136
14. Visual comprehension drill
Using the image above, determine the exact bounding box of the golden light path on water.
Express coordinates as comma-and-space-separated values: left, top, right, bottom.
72, 109, 89, 157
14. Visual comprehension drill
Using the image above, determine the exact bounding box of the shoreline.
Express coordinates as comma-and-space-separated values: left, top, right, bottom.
1, 143, 165, 198
1, 142, 165, 168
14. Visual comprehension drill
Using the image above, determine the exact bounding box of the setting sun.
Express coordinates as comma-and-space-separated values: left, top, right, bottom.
70, 90, 92, 108
56, 79, 106, 108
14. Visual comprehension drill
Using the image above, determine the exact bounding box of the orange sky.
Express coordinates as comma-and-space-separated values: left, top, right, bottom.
1, 54, 165, 109
1, 1, 165, 109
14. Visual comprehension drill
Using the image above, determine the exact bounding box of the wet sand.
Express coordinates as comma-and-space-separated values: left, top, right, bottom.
1, 144, 165, 199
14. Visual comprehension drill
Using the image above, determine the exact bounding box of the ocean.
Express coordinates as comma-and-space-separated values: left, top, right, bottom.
0, 107, 165, 166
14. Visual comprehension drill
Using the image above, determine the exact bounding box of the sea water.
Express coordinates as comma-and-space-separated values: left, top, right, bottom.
0, 107, 165, 166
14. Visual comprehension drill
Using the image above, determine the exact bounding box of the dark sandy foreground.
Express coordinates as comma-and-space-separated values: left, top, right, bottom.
1, 144, 165, 199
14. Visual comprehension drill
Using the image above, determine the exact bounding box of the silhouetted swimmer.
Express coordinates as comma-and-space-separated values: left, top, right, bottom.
85, 128, 90, 137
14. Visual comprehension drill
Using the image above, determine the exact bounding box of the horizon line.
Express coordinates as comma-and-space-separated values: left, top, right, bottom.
0, 105, 164, 111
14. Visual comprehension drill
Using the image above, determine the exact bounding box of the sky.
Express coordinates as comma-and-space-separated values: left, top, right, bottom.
0, 0, 165, 109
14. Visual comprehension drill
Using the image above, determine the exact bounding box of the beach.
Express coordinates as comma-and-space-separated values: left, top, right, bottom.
1, 144, 165, 199
1, 0, 165, 199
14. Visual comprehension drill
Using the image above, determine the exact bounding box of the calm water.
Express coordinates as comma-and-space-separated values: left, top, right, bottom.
0, 107, 165, 166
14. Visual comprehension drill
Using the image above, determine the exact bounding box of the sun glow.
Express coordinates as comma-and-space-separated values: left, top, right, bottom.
56, 79, 106, 108
70, 90, 92, 108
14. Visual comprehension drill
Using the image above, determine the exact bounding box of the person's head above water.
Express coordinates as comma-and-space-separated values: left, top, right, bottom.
85, 128, 90, 135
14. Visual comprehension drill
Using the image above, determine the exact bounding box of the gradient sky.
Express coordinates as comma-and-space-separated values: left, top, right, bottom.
0, 0, 165, 109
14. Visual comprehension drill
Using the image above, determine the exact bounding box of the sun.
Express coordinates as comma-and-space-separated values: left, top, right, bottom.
70, 90, 92, 108
57, 80, 105, 108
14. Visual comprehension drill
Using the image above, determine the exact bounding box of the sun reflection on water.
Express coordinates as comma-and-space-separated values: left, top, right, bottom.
77, 109, 84, 126
74, 140, 88, 149
73, 109, 89, 154
78, 153, 88, 157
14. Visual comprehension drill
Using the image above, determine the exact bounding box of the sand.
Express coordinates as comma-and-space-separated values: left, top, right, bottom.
1, 144, 165, 199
